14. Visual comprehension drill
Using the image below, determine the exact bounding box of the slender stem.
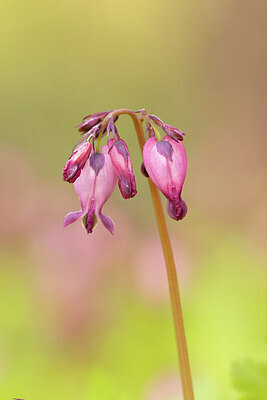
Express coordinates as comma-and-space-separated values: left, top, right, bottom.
134, 118, 194, 400
101, 109, 195, 399
146, 181, 194, 400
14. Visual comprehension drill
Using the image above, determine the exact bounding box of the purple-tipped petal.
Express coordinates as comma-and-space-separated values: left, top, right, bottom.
108, 139, 137, 199
118, 172, 136, 199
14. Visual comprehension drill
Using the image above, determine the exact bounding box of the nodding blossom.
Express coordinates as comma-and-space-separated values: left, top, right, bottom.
64, 146, 117, 234
108, 138, 137, 199
62, 109, 187, 234
143, 135, 187, 221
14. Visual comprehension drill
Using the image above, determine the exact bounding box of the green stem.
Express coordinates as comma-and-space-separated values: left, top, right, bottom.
102, 109, 195, 400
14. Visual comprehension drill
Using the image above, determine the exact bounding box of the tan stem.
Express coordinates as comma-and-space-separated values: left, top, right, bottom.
102, 109, 194, 400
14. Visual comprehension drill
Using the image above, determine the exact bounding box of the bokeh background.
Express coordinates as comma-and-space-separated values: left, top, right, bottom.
0, 0, 266, 399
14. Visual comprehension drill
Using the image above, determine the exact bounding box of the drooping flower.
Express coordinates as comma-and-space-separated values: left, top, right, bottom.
143, 135, 187, 221
64, 145, 117, 234
62, 141, 92, 183
108, 138, 137, 199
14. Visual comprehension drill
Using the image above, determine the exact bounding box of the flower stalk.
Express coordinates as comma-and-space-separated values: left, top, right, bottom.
101, 109, 194, 399
62, 108, 194, 399
132, 113, 195, 400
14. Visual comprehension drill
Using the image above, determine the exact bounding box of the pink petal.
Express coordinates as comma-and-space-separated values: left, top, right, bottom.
63, 159, 95, 227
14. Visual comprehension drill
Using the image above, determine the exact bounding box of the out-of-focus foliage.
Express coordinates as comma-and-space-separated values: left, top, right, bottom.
232, 358, 267, 400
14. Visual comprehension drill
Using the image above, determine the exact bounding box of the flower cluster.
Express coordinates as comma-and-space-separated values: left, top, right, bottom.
63, 109, 187, 234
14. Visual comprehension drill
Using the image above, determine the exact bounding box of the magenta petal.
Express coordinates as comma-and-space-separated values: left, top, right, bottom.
63, 159, 94, 228
62, 141, 92, 183
98, 211, 114, 234
108, 139, 137, 199
143, 136, 188, 221
84, 199, 96, 233
64, 210, 86, 227
167, 198, 187, 221
93, 146, 118, 232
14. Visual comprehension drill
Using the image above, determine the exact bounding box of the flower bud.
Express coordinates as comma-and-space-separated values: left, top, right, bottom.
148, 114, 164, 128
62, 141, 92, 183
108, 139, 137, 199
163, 124, 184, 141
78, 117, 101, 133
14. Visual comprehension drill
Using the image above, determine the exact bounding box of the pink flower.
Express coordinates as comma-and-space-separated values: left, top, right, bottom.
108, 138, 137, 199
62, 141, 92, 183
64, 146, 117, 234
143, 136, 187, 220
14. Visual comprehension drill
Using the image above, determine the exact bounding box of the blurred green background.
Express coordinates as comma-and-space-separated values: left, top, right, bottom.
0, 0, 266, 399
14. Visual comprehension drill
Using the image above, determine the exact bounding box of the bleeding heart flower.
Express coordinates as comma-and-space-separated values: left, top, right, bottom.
108, 138, 137, 199
62, 141, 92, 183
64, 146, 117, 234
143, 135, 187, 221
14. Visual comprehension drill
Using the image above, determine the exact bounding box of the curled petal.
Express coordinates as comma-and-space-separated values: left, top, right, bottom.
148, 114, 164, 128
64, 209, 87, 227
163, 124, 184, 141
78, 117, 101, 133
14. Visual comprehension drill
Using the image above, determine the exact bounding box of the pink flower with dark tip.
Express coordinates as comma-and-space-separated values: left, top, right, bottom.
62, 141, 92, 183
64, 146, 117, 234
108, 138, 137, 199
143, 136, 187, 221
